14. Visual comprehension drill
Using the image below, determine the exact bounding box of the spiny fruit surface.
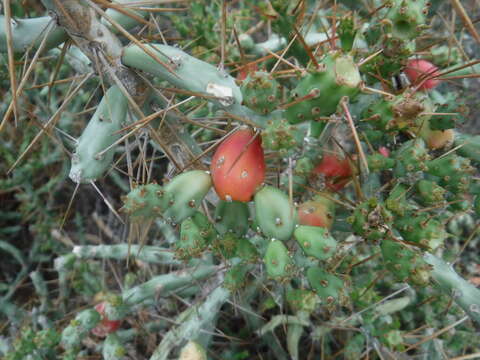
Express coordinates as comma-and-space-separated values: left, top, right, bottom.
405, 59, 440, 90
211, 128, 265, 202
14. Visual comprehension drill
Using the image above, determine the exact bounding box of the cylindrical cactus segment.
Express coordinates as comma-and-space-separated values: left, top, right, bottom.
254, 186, 297, 241
61, 309, 101, 348
455, 134, 480, 163
240, 71, 280, 114
395, 214, 447, 250
163, 170, 212, 224
294, 226, 337, 260
367, 153, 396, 171
426, 154, 474, 194
381, 239, 430, 286
416, 180, 446, 206
261, 118, 303, 157
264, 240, 294, 281
224, 264, 250, 291
121, 183, 167, 219
285, 52, 362, 124
176, 211, 216, 260
214, 200, 250, 237
306, 267, 343, 304
384, 0, 429, 40
69, 85, 128, 183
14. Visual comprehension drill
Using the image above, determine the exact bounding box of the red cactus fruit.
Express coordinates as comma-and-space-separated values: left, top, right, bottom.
298, 193, 336, 229
379, 146, 390, 158
211, 128, 265, 202
236, 62, 259, 81
405, 59, 440, 91
91, 302, 121, 337
313, 154, 352, 191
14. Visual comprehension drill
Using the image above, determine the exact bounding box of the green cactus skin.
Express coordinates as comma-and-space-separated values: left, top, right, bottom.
163, 170, 212, 224
176, 211, 216, 260
455, 134, 480, 163
349, 199, 394, 241
264, 240, 294, 281
285, 52, 362, 124
211, 232, 239, 260
426, 154, 474, 194
415, 180, 446, 206
306, 267, 344, 304
241, 71, 280, 114
61, 309, 101, 348
384, 0, 429, 40
425, 253, 480, 325
367, 153, 396, 171
0, 16, 67, 53
381, 239, 431, 286
385, 183, 412, 217
224, 263, 250, 291
235, 237, 259, 263
103, 333, 126, 360
254, 186, 297, 241
395, 214, 447, 250
262, 118, 303, 157
103, 0, 150, 32
214, 200, 250, 237
286, 289, 319, 314
121, 183, 167, 219
394, 139, 430, 176
294, 226, 338, 260
69, 85, 128, 183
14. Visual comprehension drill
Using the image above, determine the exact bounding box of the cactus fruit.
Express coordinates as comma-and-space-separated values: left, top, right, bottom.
405, 59, 440, 90
92, 302, 122, 338
306, 267, 344, 304
297, 193, 336, 229
163, 170, 212, 224
381, 240, 431, 286
69, 85, 128, 184
240, 71, 280, 114
264, 240, 294, 281
313, 154, 353, 191
294, 226, 337, 260
176, 211, 216, 260
214, 200, 250, 237
254, 186, 297, 241
211, 128, 265, 202
285, 52, 362, 124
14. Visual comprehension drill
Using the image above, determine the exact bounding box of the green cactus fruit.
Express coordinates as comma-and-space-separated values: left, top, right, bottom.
254, 186, 297, 241
285, 52, 361, 124
163, 170, 212, 224
70, 85, 128, 183
384, 0, 429, 40
176, 211, 216, 260
385, 183, 412, 216
395, 214, 446, 250
294, 226, 338, 260
224, 263, 249, 291
415, 180, 446, 206
455, 134, 480, 163
394, 138, 430, 176
306, 267, 344, 304
214, 200, 250, 237
212, 232, 239, 259
240, 71, 280, 114
367, 153, 396, 171
381, 239, 431, 286
349, 199, 393, 241
262, 118, 303, 156
264, 239, 294, 281
286, 289, 319, 313
121, 183, 167, 219
235, 237, 259, 263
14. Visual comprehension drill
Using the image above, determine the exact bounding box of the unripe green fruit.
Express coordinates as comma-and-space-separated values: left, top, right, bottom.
264, 240, 294, 281
294, 226, 337, 260
306, 267, 343, 304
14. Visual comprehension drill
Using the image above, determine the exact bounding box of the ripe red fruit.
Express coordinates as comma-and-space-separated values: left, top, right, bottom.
211, 128, 265, 202
298, 193, 336, 229
378, 146, 390, 158
405, 59, 440, 91
91, 302, 121, 337
313, 154, 352, 191
236, 62, 258, 81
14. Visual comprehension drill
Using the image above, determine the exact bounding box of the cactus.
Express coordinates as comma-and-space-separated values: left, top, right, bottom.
254, 186, 296, 241
297, 192, 336, 229
241, 71, 280, 114
176, 211, 216, 260
214, 200, 250, 237
264, 240, 294, 281
294, 226, 337, 260
306, 267, 344, 304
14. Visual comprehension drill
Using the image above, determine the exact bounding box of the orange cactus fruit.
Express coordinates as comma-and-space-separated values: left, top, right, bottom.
298, 193, 336, 229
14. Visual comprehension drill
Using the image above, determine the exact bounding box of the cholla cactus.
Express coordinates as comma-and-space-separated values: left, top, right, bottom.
2, 0, 480, 359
